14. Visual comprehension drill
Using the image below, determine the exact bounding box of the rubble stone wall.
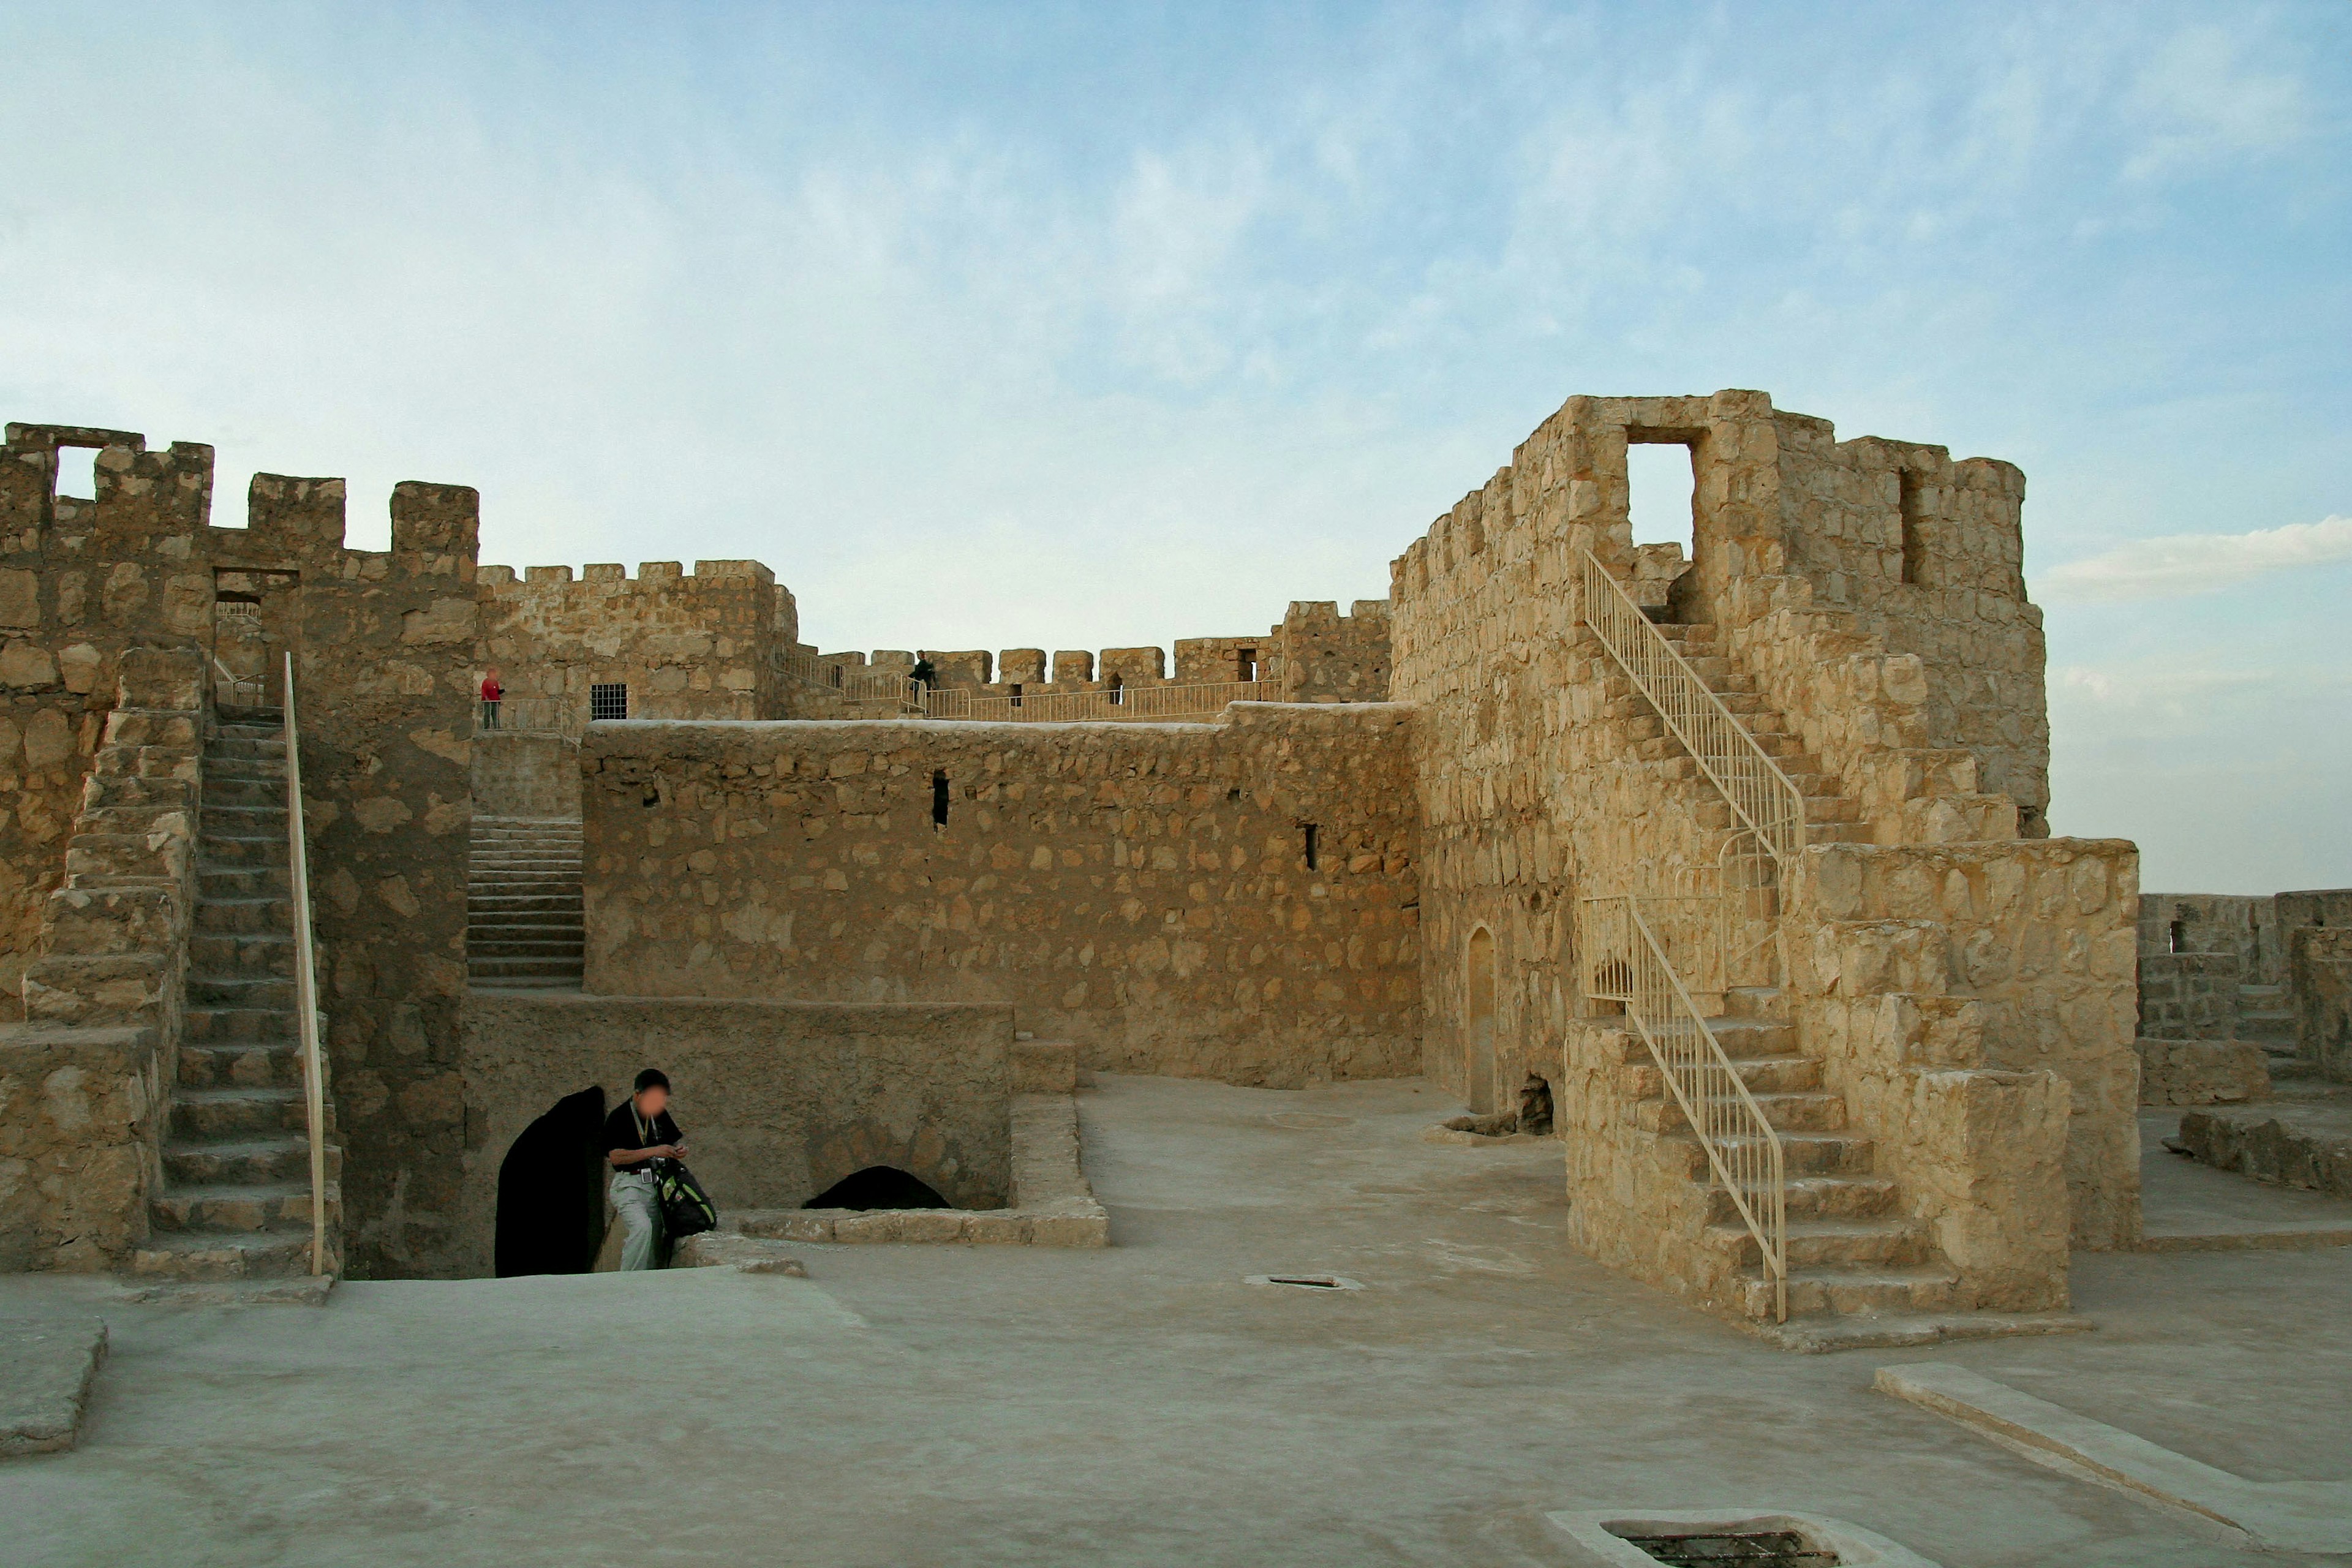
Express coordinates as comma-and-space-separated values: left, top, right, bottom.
578, 704, 1420, 1087
2138, 892, 2282, 986
2293, 925, 2352, 1082
449, 991, 1014, 1280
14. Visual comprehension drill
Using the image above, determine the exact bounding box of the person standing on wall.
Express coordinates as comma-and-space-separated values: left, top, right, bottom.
479, 667, 503, 729
604, 1068, 685, 1270
909, 655, 937, 692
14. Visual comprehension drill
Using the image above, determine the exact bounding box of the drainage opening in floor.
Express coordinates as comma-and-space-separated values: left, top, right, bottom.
1618, 1530, 1839, 1567
1242, 1273, 1363, 1291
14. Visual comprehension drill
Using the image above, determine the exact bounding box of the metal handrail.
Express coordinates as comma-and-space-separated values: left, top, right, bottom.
1580, 892, 1787, 1321
282, 652, 329, 1277
919, 679, 1273, 724
1578, 548, 1806, 872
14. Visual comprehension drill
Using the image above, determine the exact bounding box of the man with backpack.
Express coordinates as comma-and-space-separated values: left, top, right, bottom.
603, 1068, 685, 1270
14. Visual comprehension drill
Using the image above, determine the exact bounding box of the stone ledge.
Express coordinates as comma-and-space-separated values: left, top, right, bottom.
2178, 1102, 2352, 1200
1747, 1310, 2094, 1354
1, 1320, 107, 1458
2136, 1038, 2269, 1107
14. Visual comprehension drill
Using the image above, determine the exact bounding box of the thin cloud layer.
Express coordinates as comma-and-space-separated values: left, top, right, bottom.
2037, 516, 2352, 603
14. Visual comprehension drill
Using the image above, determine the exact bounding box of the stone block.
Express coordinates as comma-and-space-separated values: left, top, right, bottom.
2135, 1038, 2270, 1106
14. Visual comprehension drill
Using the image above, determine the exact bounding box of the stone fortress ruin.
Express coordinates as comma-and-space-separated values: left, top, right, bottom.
5, 390, 2350, 1354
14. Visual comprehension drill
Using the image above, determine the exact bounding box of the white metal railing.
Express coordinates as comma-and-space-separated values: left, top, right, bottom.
475, 695, 584, 737
282, 653, 330, 1278
1579, 548, 1806, 873
209, 653, 268, 710
1580, 892, 1786, 1321
918, 679, 1273, 724
778, 652, 924, 708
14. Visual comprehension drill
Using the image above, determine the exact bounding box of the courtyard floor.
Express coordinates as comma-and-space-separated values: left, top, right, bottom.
6, 1074, 2351, 1566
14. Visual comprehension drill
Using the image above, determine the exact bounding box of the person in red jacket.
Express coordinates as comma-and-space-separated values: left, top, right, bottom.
480, 668, 502, 729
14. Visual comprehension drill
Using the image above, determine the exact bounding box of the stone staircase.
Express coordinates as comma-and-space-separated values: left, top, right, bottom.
1610, 990, 1960, 1324
1638, 620, 1871, 848
468, 817, 584, 988
133, 707, 342, 1283
1583, 611, 1977, 1335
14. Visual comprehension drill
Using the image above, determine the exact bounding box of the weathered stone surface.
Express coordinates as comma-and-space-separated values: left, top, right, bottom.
1, 1319, 107, 1457
579, 705, 1420, 1087
2137, 1038, 2270, 1106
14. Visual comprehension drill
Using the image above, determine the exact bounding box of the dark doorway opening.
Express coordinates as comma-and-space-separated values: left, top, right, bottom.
806, 1166, 951, 1210
494, 1085, 608, 1277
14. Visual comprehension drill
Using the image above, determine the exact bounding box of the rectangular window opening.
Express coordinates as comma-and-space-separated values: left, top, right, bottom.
1009, 682, 1023, 709
1899, 470, 1926, 585
590, 682, 628, 722
1626, 440, 1696, 556
1237, 647, 1258, 682
1302, 823, 1319, 870
54, 445, 99, 501
932, 770, 950, 828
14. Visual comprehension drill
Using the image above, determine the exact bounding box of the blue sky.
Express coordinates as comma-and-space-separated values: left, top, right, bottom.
2, 2, 2345, 891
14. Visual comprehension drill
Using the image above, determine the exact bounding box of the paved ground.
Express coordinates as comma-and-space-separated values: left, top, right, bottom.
6, 1074, 2350, 1567
2138, 1109, 2352, 1244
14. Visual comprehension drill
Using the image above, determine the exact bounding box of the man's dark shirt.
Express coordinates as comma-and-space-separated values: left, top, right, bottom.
603, 1100, 682, 1175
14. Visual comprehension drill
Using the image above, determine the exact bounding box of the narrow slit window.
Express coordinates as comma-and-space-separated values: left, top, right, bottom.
1899, 470, 1926, 586
2168, 918, 2187, 954
590, 682, 628, 722
932, 770, 950, 827
1302, 823, 1319, 870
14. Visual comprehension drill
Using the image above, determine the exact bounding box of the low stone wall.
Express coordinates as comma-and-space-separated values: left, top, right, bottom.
2136, 952, 2243, 1041
470, 730, 579, 820
2179, 1104, 2352, 1200
2136, 1038, 2269, 1106
578, 705, 1420, 1088
447, 990, 1015, 1280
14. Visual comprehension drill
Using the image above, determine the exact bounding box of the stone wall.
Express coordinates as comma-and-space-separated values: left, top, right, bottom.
2292, 926, 2352, 1082
1279, 600, 1391, 703
2136, 952, 2243, 1041
2138, 892, 2282, 986
477, 561, 793, 729
578, 704, 1420, 1087
472, 731, 581, 820
0, 421, 481, 1278
450, 991, 1014, 1280
1785, 837, 2143, 1256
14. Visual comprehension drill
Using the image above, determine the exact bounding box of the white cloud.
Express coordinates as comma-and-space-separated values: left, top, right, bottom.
2035, 516, 2352, 603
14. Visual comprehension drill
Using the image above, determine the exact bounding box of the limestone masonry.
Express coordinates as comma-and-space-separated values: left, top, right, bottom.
3, 391, 2339, 1343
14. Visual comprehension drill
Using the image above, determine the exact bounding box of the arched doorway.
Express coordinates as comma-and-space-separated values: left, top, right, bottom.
1465, 926, 1496, 1114
494, 1086, 608, 1277
807, 1166, 951, 1210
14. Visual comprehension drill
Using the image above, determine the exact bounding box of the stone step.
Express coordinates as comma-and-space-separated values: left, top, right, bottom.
467, 902, 584, 922
200, 865, 292, 899
149, 1182, 337, 1233
1640, 1090, 1847, 1136
1707, 1174, 1897, 1224
179, 1040, 301, 1088
1621, 1052, 1823, 1098
1741, 1264, 1963, 1321
164, 1134, 337, 1187
189, 932, 295, 978
467, 957, 586, 980
1721, 987, 1782, 1019
1705, 1216, 1933, 1271
188, 975, 295, 1009
129, 1227, 317, 1281
200, 835, 290, 868
184, 1005, 295, 1043
1662, 1130, 1874, 1180
205, 777, 287, 808
468, 937, 586, 959
469, 973, 586, 990
195, 896, 295, 934
206, 737, 287, 762
172, 1085, 306, 1139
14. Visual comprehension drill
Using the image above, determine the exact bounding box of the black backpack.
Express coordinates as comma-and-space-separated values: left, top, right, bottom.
650, 1157, 718, 1239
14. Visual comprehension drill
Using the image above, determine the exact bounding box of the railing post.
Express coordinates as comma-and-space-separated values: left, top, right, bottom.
282, 652, 330, 1278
